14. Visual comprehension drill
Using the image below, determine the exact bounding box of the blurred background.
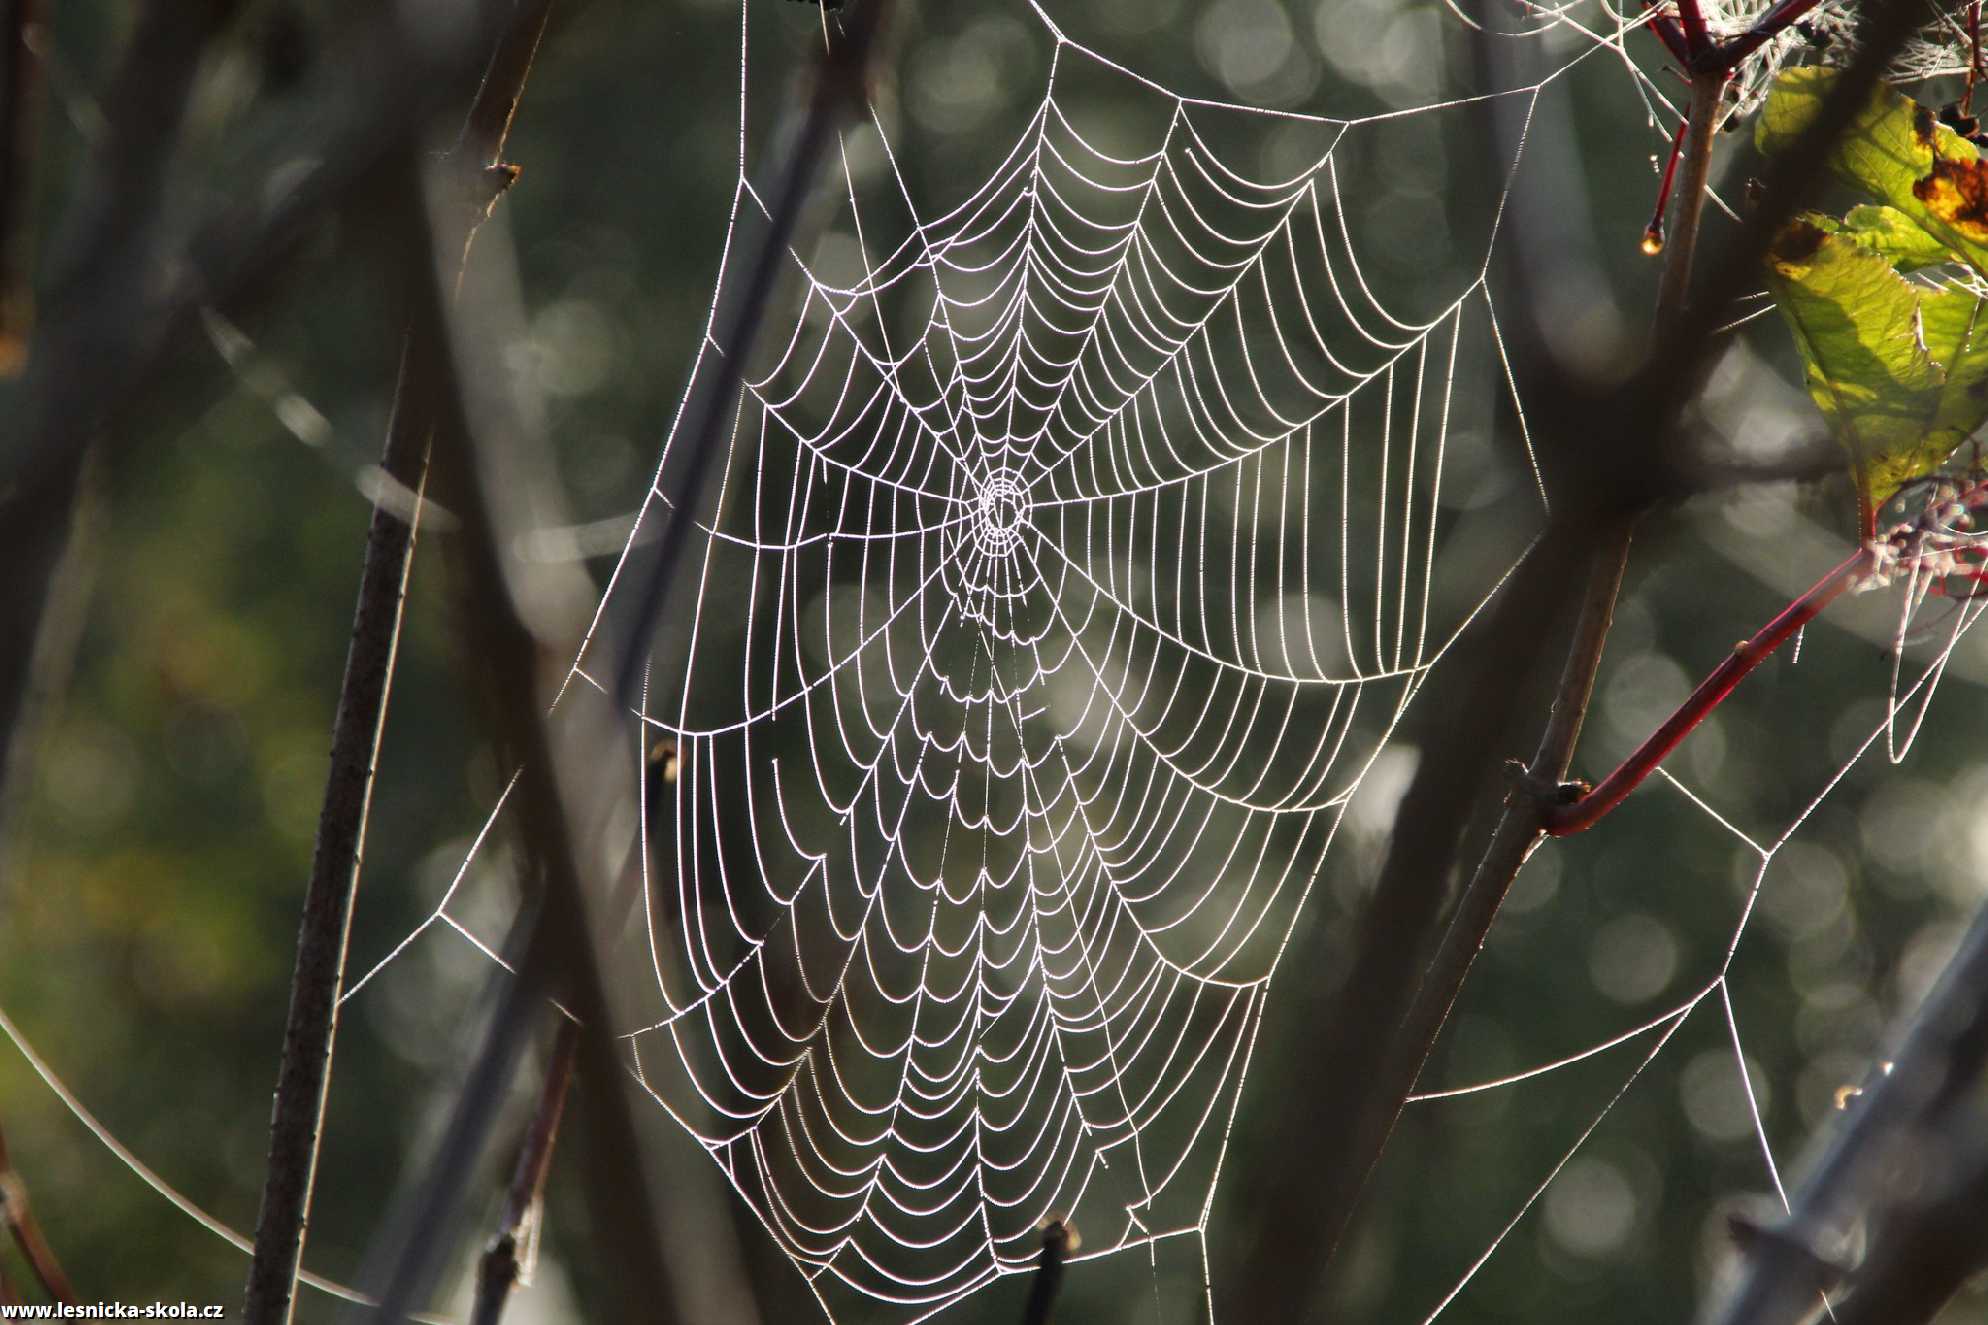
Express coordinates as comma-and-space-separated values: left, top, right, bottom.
3, 1, 1986, 1322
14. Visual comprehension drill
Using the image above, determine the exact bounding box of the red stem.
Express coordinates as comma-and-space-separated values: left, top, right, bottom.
1541, 547, 1868, 835
1643, 4, 1692, 67
1967, 0, 1982, 118
1644, 120, 1688, 254
1712, 0, 1827, 71
1675, 0, 1712, 58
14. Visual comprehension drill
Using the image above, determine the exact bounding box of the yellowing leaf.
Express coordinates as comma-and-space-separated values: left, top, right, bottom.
1758, 68, 1988, 276
1838, 205, 1958, 271
1764, 219, 1987, 532
1758, 73, 1988, 530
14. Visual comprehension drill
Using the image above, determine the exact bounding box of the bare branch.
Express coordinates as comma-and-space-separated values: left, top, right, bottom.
0, 1120, 74, 1306
1705, 894, 1988, 1325
471, 1019, 579, 1325
0, 0, 42, 373
240, 9, 557, 1325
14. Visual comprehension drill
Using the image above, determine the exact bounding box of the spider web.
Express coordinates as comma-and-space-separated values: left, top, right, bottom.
336, 0, 1960, 1319
345, 2, 1560, 1315
19, 0, 1970, 1320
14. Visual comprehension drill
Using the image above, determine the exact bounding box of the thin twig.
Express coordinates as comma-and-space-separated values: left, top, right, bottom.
1542, 546, 1865, 834
240, 11, 554, 1325
1654, 71, 1727, 331
470, 1019, 580, 1325
0, 1120, 75, 1305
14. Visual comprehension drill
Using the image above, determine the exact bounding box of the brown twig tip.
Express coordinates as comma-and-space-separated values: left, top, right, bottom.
1723, 1210, 1848, 1290
483, 161, 521, 200
468, 1019, 580, 1325
1020, 1218, 1075, 1325
0, 1123, 77, 1306
649, 738, 678, 783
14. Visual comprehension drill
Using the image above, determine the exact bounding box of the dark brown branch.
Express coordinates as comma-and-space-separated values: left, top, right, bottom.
471, 1019, 580, 1325
0, 0, 575, 855
1706, 893, 1988, 1325
360, 160, 676, 1325
0, 0, 42, 373
1226, 6, 1927, 1317
0, 0, 228, 865
1824, 1133, 1988, 1325
1020, 1220, 1071, 1325
240, 10, 556, 1325
0, 1120, 74, 1305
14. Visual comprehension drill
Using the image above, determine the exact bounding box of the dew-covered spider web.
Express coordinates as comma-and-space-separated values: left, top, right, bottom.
17, 0, 1988, 1322
361, 3, 1550, 1311
334, 0, 1988, 1320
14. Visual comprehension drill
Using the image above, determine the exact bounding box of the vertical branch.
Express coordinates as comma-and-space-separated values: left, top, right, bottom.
360, 11, 894, 1319
1396, 57, 1733, 1092
1653, 71, 1728, 332
1230, 7, 1928, 1316
362, 168, 678, 1324
470, 1019, 580, 1325
0, 0, 227, 858
0, 1120, 74, 1305
1706, 894, 1988, 1325
241, 8, 554, 1325
0, 0, 41, 373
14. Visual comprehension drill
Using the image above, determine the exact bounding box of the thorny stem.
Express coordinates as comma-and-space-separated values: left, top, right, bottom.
0, 1121, 74, 1305
470, 1020, 580, 1325
240, 8, 553, 1325
241, 327, 433, 1325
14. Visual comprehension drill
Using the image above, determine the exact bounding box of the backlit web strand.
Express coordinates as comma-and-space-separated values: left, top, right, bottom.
577, 8, 1529, 1317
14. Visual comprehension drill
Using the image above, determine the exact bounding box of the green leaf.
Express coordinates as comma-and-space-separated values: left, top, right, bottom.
1763, 219, 1988, 528
1839, 204, 1958, 271
1757, 68, 1988, 277
1912, 283, 1988, 496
